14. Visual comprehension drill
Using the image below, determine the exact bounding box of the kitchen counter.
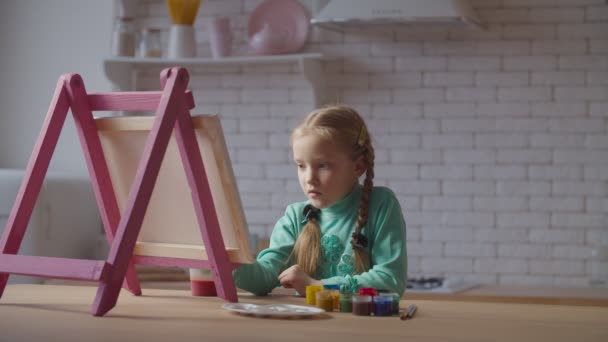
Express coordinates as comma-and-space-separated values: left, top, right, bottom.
405, 284, 608, 307
1, 284, 607, 342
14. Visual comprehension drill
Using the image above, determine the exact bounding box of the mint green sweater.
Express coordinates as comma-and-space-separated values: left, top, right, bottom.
233, 185, 407, 296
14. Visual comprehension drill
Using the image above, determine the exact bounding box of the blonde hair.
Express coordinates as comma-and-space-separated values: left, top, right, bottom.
290, 105, 375, 275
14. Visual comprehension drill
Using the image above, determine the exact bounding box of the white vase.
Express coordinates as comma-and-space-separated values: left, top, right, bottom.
168, 25, 196, 58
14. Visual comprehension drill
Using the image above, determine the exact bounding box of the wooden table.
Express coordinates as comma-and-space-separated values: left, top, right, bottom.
1, 284, 607, 342
106, 280, 608, 307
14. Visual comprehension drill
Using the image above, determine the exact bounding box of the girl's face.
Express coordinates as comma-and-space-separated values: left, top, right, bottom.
292, 133, 365, 209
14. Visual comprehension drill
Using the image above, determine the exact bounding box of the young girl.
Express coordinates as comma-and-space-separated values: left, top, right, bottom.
233, 105, 407, 296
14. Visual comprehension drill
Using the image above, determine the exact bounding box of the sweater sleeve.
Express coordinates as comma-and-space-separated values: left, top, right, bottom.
323, 189, 407, 294
232, 205, 299, 296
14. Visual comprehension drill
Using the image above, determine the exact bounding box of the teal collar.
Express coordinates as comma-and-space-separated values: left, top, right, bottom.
320, 183, 362, 220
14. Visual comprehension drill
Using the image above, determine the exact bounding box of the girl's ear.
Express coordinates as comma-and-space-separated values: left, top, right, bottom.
354, 155, 366, 177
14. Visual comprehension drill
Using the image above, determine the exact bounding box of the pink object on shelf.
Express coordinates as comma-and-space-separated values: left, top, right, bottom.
208, 17, 233, 59
247, 0, 310, 55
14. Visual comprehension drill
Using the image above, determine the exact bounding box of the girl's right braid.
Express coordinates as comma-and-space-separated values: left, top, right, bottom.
294, 217, 321, 275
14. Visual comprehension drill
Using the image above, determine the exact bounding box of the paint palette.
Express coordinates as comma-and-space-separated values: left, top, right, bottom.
222, 303, 324, 317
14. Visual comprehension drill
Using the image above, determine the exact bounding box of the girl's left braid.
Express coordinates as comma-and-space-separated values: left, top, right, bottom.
353, 130, 375, 273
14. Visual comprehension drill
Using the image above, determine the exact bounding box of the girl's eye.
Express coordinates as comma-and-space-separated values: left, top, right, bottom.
296, 164, 305, 169
318, 163, 328, 168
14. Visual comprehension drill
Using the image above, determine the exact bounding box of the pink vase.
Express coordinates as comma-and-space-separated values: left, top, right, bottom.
208, 17, 233, 58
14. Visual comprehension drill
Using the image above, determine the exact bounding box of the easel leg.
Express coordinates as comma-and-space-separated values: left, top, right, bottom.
173, 98, 238, 303
66, 74, 141, 296
91, 68, 188, 316
0, 78, 70, 298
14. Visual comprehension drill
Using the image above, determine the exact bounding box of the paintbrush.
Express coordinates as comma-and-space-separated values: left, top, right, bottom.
400, 304, 418, 320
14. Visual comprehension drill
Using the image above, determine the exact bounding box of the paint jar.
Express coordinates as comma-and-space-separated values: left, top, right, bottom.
352, 294, 372, 316
189, 268, 217, 296
339, 292, 353, 313
323, 284, 340, 310
306, 285, 323, 305
373, 296, 393, 316
315, 290, 334, 312
379, 292, 400, 314
359, 287, 377, 311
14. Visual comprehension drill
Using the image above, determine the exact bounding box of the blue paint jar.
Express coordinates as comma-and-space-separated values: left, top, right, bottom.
373, 296, 393, 316
379, 292, 400, 314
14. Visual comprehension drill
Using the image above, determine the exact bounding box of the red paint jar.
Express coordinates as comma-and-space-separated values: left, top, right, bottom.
352, 295, 372, 316
358, 288, 377, 311
191, 280, 217, 296
190, 269, 217, 296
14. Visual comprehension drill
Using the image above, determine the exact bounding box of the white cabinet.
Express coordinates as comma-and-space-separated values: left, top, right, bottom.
103, 53, 329, 107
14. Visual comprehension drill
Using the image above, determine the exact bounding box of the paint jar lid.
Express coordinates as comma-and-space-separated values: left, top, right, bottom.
189, 268, 213, 281
358, 287, 377, 296
306, 285, 324, 296
379, 292, 400, 300
372, 296, 392, 304
323, 284, 340, 290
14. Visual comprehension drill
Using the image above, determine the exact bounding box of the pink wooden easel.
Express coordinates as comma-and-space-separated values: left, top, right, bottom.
0, 67, 238, 316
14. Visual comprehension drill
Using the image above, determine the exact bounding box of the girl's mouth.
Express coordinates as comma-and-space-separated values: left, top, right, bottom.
308, 191, 321, 197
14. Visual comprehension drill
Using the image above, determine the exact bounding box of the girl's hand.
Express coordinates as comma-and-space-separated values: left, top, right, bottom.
278, 265, 323, 295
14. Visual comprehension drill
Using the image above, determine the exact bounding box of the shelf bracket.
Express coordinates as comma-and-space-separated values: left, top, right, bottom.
104, 60, 136, 92
299, 57, 328, 108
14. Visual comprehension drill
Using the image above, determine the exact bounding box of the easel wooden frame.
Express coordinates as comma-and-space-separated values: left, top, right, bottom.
0, 67, 238, 316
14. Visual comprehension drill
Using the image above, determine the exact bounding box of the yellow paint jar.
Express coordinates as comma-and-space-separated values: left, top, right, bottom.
323, 284, 340, 310
315, 290, 334, 312
305, 285, 323, 305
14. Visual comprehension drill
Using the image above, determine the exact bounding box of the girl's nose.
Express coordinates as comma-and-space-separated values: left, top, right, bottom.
305, 169, 317, 184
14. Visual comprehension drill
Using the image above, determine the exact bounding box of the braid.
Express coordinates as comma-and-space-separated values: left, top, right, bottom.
292, 218, 322, 275
353, 139, 375, 273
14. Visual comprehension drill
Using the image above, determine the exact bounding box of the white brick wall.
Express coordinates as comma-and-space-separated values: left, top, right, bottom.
136, 0, 608, 288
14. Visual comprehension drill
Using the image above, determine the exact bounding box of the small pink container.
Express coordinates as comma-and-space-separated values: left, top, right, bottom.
208, 17, 232, 58
190, 269, 217, 296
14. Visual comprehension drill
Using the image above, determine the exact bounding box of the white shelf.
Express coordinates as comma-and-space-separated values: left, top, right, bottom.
105, 53, 323, 66
103, 53, 328, 107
